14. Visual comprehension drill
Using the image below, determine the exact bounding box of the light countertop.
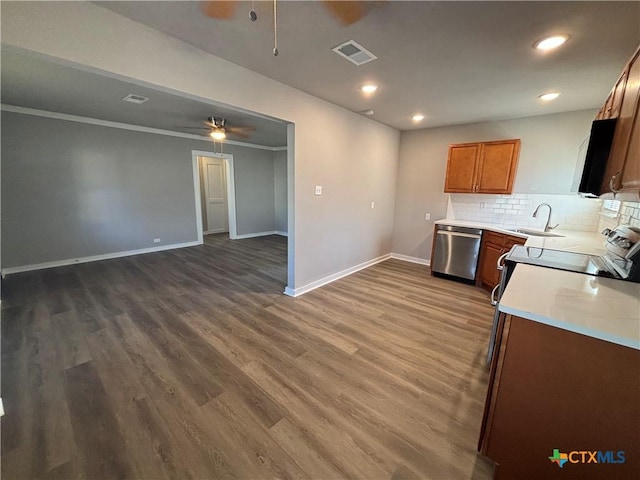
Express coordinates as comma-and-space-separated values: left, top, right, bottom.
498, 264, 640, 350
434, 218, 639, 350
434, 218, 608, 255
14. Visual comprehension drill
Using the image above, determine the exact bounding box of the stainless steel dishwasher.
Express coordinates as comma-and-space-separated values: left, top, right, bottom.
431, 225, 483, 282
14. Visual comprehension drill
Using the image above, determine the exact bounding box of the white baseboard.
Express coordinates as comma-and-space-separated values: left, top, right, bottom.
1, 240, 202, 276
275, 231, 288, 237
234, 231, 282, 240
283, 253, 392, 297
390, 253, 430, 266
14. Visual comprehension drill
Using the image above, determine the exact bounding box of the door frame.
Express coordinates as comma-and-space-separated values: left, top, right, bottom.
191, 150, 237, 241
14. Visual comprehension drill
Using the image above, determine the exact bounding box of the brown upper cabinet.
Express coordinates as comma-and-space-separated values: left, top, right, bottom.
599, 45, 640, 196
444, 139, 520, 194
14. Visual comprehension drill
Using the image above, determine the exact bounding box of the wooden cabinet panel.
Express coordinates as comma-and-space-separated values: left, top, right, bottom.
484, 231, 506, 248
480, 242, 503, 288
610, 68, 629, 119
504, 235, 525, 251
444, 144, 479, 192
477, 141, 520, 194
602, 48, 640, 194
481, 315, 640, 479
444, 139, 520, 194
621, 105, 640, 191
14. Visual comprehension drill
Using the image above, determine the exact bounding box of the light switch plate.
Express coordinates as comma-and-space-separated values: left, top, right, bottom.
315, 185, 323, 196
424, 213, 430, 221
371, 201, 375, 209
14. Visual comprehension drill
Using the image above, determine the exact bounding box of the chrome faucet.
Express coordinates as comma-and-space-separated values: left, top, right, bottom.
532, 203, 559, 232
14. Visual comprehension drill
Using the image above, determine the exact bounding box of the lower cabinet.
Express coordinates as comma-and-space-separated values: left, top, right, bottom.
479, 315, 640, 480
478, 232, 525, 290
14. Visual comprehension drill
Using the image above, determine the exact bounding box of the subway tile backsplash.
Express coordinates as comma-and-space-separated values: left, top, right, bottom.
446, 194, 602, 232
619, 201, 640, 228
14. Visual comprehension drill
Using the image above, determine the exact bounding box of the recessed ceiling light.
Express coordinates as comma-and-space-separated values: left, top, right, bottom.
412, 114, 425, 122
534, 35, 569, 51
539, 92, 561, 101
360, 84, 378, 94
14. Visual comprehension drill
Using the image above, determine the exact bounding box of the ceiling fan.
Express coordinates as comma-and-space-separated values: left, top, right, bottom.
203, 0, 369, 26
182, 116, 256, 140
203, 1, 373, 56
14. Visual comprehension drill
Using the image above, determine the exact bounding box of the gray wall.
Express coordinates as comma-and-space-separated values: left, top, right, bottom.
3, 2, 401, 290
232, 147, 276, 236
391, 109, 597, 260
1, 111, 283, 269
274, 150, 287, 233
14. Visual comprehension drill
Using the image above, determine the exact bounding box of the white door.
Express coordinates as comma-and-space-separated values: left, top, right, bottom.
200, 156, 229, 234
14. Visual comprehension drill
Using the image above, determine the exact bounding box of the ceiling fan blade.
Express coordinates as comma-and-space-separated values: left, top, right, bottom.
226, 130, 250, 139
226, 125, 256, 133
323, 1, 365, 26
177, 126, 211, 130
202, 1, 237, 20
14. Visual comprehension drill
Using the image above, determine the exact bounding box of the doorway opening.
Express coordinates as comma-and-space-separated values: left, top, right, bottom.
192, 151, 237, 240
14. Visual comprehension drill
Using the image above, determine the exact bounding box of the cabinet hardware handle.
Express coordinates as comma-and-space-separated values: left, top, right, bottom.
609, 171, 621, 194
496, 251, 509, 271
490, 284, 500, 306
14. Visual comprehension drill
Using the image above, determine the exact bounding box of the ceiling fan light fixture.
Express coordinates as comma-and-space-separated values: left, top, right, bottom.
538, 92, 561, 101
534, 35, 569, 51
360, 83, 378, 94
412, 113, 425, 122
210, 128, 226, 140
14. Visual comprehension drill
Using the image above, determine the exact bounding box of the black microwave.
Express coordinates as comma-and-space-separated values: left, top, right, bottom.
575, 118, 617, 196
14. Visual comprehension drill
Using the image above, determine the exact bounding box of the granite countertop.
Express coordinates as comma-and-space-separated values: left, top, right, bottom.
434, 218, 639, 350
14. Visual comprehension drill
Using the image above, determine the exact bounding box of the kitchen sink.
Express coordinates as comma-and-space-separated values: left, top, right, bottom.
508, 228, 565, 238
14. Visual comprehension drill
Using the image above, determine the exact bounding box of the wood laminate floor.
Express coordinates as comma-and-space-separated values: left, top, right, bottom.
1, 234, 496, 479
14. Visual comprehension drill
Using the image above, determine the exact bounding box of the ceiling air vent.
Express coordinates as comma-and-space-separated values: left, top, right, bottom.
331, 40, 377, 66
122, 94, 149, 104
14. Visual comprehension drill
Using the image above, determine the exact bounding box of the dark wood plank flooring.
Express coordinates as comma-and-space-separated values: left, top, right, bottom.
1, 234, 495, 479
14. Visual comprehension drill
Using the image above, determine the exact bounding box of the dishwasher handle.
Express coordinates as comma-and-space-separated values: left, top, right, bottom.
436, 230, 481, 240
496, 251, 509, 271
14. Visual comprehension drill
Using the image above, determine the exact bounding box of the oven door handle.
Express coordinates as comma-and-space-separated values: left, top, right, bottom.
496, 251, 509, 271
490, 284, 500, 306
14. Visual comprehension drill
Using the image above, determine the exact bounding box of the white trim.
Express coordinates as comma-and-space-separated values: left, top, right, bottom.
1, 241, 201, 276
283, 254, 391, 297
234, 231, 281, 240
390, 253, 430, 266
1, 104, 287, 152
275, 231, 288, 237
272, 146, 288, 151
192, 151, 238, 242
0, 398, 3, 417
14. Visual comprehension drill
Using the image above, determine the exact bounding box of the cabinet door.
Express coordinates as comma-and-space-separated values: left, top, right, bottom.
602, 49, 640, 193
620, 105, 640, 192
480, 242, 503, 288
444, 144, 479, 192
476, 140, 520, 194
610, 68, 629, 119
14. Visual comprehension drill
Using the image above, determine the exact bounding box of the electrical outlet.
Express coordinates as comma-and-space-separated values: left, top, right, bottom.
314, 185, 323, 196
424, 213, 431, 221
371, 201, 375, 209
153, 238, 161, 243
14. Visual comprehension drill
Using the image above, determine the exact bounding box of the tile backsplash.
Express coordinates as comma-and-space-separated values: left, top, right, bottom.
598, 201, 640, 232
619, 202, 640, 228
446, 194, 602, 232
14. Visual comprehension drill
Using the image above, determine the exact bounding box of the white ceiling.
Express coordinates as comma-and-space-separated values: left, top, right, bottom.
96, 1, 640, 130
1, 49, 289, 147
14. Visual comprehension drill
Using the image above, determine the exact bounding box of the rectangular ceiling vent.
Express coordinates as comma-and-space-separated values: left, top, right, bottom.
122, 94, 149, 104
331, 40, 377, 66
